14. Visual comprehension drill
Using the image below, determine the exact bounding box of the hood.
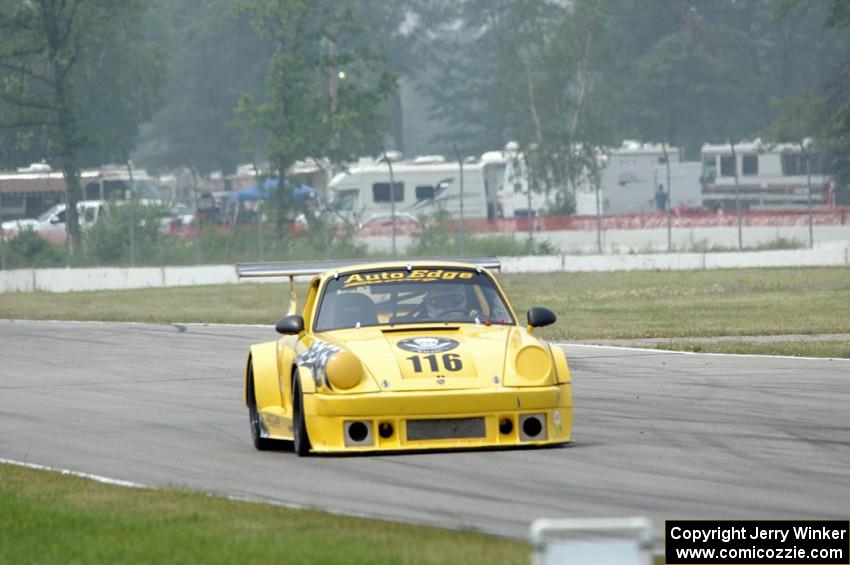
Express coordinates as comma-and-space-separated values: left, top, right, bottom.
318, 324, 515, 392
2, 219, 37, 231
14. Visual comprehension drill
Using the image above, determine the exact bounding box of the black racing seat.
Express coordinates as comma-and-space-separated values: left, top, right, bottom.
334, 292, 378, 328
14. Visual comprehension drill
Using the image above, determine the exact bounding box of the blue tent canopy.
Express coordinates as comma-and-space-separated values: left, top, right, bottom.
227, 178, 318, 204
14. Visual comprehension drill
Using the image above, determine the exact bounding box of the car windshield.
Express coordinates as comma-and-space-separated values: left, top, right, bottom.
36, 204, 63, 222
314, 268, 515, 332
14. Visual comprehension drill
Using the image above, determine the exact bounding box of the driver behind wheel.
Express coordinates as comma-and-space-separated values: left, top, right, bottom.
426, 284, 468, 318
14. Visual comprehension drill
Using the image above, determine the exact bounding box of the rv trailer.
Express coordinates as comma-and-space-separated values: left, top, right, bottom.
328, 153, 507, 222
700, 140, 832, 210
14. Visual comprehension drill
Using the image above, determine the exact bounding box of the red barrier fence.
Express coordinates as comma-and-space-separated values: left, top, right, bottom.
163, 207, 850, 239
356, 207, 850, 237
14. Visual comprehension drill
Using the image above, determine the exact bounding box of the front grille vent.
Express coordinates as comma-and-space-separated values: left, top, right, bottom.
406, 417, 485, 441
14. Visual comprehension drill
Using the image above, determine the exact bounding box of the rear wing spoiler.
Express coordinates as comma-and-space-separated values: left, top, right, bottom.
235, 256, 501, 279
236, 257, 501, 316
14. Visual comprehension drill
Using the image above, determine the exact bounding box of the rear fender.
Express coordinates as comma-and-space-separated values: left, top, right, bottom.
245, 341, 281, 409
277, 336, 299, 409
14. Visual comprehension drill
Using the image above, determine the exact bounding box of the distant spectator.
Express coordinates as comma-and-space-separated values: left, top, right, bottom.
654, 185, 668, 212
826, 180, 837, 208
196, 193, 219, 224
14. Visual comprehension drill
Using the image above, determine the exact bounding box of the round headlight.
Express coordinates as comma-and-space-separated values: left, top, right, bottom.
514, 345, 552, 383
326, 350, 364, 390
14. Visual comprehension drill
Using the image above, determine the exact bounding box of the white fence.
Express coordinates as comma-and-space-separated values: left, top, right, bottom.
1, 242, 848, 294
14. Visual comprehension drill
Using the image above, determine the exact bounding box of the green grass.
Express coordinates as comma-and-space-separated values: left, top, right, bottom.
1, 267, 848, 355
654, 340, 850, 358
514, 267, 850, 342
0, 463, 529, 565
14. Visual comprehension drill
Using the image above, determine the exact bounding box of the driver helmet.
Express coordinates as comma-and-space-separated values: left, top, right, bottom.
426, 284, 467, 317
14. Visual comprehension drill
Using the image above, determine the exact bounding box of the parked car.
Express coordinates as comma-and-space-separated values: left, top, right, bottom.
1, 200, 107, 244
159, 203, 195, 233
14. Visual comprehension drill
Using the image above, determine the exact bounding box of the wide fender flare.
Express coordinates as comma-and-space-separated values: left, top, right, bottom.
548, 343, 572, 384
295, 365, 317, 394
245, 341, 281, 409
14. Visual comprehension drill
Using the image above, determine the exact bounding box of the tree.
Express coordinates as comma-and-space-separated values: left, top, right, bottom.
418, 0, 535, 155
818, 2, 850, 183
519, 0, 615, 198
420, 0, 614, 211
137, 0, 271, 178
345, 0, 427, 154
0, 0, 161, 248
237, 0, 396, 233
628, 31, 741, 157
767, 0, 850, 183
621, 1, 850, 156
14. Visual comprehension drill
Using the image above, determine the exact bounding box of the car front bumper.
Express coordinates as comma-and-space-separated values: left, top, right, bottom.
302, 383, 572, 453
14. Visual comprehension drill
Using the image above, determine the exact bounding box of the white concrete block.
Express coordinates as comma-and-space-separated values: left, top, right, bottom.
0, 269, 36, 293
33, 267, 163, 293
163, 265, 237, 287
500, 255, 562, 273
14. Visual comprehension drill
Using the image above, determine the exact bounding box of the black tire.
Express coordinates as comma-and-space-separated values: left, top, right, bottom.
247, 361, 273, 451
292, 377, 311, 456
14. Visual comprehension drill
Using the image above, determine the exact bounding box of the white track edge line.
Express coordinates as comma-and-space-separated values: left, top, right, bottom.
556, 342, 850, 362
0, 457, 146, 488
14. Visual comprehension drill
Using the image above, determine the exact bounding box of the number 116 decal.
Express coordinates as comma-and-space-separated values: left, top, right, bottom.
407, 353, 463, 373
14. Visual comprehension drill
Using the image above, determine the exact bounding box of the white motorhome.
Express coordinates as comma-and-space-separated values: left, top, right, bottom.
700, 140, 832, 210
599, 141, 701, 215
500, 141, 698, 216
328, 152, 506, 221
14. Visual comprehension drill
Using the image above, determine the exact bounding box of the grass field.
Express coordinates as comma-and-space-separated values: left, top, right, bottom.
1, 267, 848, 355
0, 463, 530, 565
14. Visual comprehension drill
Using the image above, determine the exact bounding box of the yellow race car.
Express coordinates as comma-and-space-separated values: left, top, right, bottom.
237, 257, 572, 455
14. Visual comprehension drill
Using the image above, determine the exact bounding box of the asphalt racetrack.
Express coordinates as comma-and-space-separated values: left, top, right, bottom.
1, 320, 848, 541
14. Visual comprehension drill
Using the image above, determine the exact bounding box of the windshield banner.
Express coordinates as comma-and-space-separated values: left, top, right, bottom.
343, 270, 474, 288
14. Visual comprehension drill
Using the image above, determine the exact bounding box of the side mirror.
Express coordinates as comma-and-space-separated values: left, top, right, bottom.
527, 307, 556, 328
275, 315, 304, 335
50, 216, 61, 225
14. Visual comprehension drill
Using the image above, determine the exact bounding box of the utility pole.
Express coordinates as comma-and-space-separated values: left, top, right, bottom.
595, 153, 608, 254
454, 144, 465, 256
382, 148, 397, 258
189, 166, 201, 265
0, 213, 5, 270
63, 174, 71, 268
127, 161, 136, 267
251, 161, 265, 262
730, 140, 743, 250
524, 158, 534, 255
662, 143, 672, 252
328, 40, 339, 259
328, 41, 339, 150
595, 177, 602, 254
802, 142, 814, 249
